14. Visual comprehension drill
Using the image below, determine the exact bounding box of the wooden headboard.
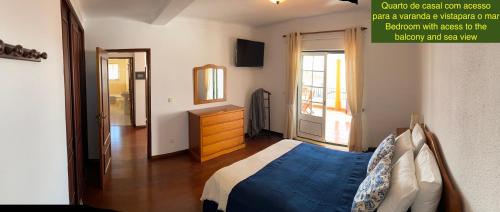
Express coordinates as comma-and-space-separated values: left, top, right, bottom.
422, 125, 463, 212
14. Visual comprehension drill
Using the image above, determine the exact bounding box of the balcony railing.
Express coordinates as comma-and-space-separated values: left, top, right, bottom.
303, 87, 347, 108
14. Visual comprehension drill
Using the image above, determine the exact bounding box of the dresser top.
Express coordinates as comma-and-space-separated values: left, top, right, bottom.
188, 105, 244, 116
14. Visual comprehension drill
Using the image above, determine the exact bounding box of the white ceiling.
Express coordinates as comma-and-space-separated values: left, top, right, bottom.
77, 0, 369, 26
178, 0, 370, 26
79, 0, 166, 23
78, 0, 194, 24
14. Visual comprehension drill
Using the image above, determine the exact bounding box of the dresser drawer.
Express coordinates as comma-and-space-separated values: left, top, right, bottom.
189, 105, 245, 162
202, 136, 244, 157
201, 111, 244, 126
202, 119, 243, 137
203, 127, 244, 146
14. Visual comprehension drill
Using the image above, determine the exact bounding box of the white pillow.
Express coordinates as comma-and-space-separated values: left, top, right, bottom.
412, 144, 443, 212
378, 151, 419, 212
393, 130, 415, 165
412, 124, 426, 156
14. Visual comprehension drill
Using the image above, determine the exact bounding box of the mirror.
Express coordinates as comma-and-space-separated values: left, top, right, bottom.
193, 64, 227, 105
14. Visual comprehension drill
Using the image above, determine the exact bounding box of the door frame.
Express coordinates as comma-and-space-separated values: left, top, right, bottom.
107, 49, 152, 160
61, 0, 88, 204
108, 57, 136, 127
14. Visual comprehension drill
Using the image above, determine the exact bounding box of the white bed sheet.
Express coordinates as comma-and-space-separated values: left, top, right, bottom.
200, 139, 302, 211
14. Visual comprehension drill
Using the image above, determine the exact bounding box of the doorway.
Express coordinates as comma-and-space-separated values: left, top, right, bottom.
108, 58, 134, 126
297, 51, 351, 146
88, 48, 152, 190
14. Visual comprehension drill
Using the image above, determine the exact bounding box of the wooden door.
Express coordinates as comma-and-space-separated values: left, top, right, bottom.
70, 14, 85, 202
96, 47, 111, 188
62, 0, 86, 203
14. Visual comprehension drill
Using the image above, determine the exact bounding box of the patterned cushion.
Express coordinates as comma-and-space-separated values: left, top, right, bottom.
352, 151, 393, 212
367, 134, 396, 173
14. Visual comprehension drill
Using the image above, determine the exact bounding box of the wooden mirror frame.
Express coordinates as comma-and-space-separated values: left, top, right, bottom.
193, 64, 227, 105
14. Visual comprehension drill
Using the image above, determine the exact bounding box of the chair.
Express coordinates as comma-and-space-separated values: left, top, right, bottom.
301, 87, 313, 114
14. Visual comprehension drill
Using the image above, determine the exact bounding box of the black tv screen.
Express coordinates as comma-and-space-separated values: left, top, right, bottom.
236, 39, 265, 67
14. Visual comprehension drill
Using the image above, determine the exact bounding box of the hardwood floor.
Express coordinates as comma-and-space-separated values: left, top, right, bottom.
84, 126, 281, 211
110, 100, 132, 126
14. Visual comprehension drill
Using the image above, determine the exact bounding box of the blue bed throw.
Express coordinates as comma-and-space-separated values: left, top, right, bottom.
226, 143, 372, 212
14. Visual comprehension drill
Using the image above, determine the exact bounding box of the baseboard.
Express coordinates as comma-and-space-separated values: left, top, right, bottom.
150, 149, 189, 160
135, 125, 147, 128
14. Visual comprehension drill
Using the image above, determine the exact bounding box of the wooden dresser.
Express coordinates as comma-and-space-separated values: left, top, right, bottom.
188, 105, 245, 162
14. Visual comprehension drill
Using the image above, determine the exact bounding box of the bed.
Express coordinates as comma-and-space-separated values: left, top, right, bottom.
201, 126, 463, 212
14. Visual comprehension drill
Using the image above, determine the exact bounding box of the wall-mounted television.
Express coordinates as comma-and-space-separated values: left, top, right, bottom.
235, 39, 265, 67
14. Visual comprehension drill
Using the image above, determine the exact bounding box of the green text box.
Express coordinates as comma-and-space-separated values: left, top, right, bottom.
372, 0, 500, 43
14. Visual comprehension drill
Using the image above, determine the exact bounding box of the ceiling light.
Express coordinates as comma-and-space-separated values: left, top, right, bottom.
270, 0, 287, 5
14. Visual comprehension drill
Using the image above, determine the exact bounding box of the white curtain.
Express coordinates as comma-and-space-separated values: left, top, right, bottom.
345, 27, 364, 152
284, 33, 302, 139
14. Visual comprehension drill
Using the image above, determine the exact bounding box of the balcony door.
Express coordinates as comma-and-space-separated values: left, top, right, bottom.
297, 52, 327, 141
297, 51, 351, 145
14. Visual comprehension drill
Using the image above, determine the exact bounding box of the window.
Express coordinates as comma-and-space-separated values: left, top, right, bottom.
109, 64, 119, 80
300, 52, 348, 114
300, 54, 326, 117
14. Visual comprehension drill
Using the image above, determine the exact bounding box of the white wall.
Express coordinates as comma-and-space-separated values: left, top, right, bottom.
70, 0, 86, 27
134, 52, 147, 126
255, 10, 421, 148
0, 0, 69, 204
84, 17, 260, 156
420, 43, 500, 212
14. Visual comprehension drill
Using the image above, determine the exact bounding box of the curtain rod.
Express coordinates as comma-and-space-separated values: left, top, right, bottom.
282, 27, 367, 38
